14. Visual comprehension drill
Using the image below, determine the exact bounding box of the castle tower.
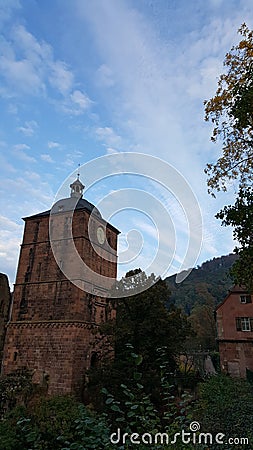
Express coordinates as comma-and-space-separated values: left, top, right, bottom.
2, 177, 119, 396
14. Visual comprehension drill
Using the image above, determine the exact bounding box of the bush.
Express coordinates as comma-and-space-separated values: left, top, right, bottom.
194, 374, 253, 449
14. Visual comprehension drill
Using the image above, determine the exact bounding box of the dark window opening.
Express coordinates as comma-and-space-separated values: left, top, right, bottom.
90, 352, 98, 368
19, 297, 28, 315
33, 221, 40, 242
240, 295, 252, 304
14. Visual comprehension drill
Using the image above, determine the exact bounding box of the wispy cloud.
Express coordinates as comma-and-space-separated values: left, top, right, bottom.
41, 154, 54, 163
60, 89, 93, 115
17, 120, 38, 136
48, 141, 60, 149
74, 0, 250, 268
49, 60, 74, 95
12, 143, 36, 163
0, 24, 93, 115
96, 64, 115, 87
96, 126, 122, 147
0, 0, 21, 27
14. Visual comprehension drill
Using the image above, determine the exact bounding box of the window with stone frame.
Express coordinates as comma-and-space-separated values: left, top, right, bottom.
236, 317, 253, 331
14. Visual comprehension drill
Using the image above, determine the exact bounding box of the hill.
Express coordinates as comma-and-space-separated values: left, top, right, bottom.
166, 253, 238, 315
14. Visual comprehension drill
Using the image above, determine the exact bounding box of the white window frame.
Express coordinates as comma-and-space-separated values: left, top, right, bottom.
241, 317, 251, 331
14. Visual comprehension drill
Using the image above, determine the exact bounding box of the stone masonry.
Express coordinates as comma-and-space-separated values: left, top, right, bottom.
1, 177, 119, 397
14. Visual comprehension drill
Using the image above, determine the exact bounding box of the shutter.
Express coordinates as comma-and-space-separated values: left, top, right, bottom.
246, 295, 252, 304
250, 318, 253, 331
236, 317, 242, 331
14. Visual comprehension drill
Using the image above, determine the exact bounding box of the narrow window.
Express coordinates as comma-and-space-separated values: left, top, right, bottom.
20, 297, 28, 313
236, 317, 242, 331
90, 352, 98, 368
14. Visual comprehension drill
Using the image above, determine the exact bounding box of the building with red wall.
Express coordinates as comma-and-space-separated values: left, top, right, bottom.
216, 286, 253, 378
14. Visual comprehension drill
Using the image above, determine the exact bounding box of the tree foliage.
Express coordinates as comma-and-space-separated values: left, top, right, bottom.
204, 23, 253, 195
195, 374, 253, 449
166, 254, 236, 316
188, 299, 217, 351
216, 187, 253, 290
89, 270, 192, 409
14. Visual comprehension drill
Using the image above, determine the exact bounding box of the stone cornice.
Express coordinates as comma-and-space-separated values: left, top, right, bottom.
6, 320, 99, 329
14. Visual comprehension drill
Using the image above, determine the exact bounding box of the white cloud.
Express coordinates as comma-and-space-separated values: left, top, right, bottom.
0, 0, 21, 27
0, 24, 93, 115
0, 154, 16, 173
49, 60, 74, 95
41, 154, 54, 163
12, 143, 36, 163
13, 143, 30, 151
106, 147, 119, 155
1, 176, 54, 214
0, 55, 45, 96
17, 120, 38, 136
70, 89, 91, 110
96, 126, 122, 147
48, 141, 60, 149
13, 24, 52, 63
96, 64, 115, 87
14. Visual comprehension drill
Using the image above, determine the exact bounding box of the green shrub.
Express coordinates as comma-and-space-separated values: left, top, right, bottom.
194, 374, 253, 449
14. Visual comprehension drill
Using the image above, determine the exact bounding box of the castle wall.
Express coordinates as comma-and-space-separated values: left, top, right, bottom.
219, 340, 253, 378
2, 321, 98, 395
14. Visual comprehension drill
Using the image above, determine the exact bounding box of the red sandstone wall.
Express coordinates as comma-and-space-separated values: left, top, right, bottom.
217, 291, 253, 378
2, 204, 118, 396
3, 322, 99, 395
219, 341, 253, 378
216, 292, 253, 340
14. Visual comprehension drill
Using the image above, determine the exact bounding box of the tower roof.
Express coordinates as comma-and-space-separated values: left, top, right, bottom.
23, 175, 120, 233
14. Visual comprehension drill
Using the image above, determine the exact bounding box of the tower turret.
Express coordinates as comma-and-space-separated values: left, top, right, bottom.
70, 174, 84, 198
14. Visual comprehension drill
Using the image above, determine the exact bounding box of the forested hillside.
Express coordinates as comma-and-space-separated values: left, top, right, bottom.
166, 254, 238, 315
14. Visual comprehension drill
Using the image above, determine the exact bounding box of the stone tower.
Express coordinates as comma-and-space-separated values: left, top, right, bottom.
2, 176, 119, 396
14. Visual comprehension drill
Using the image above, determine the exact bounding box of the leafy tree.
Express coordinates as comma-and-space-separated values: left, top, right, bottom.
216, 187, 253, 290
188, 298, 217, 351
0, 396, 81, 450
113, 271, 189, 368
166, 255, 236, 314
89, 270, 192, 409
204, 23, 253, 195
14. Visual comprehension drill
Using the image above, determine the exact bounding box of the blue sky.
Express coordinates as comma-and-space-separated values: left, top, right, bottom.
1, 0, 253, 286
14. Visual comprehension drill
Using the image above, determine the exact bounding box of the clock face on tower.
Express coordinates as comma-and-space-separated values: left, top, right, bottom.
97, 226, 105, 244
